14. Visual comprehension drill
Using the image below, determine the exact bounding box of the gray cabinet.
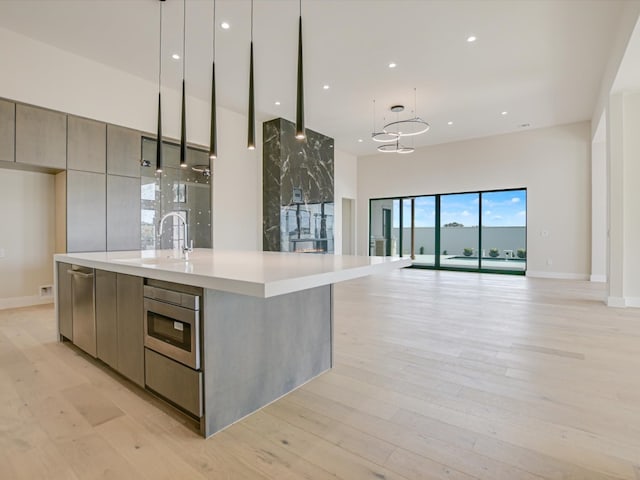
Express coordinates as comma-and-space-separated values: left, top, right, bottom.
0, 99, 15, 162
15, 104, 66, 170
107, 125, 141, 177
117, 274, 144, 387
95, 270, 118, 369
94, 271, 144, 386
67, 115, 106, 173
107, 175, 141, 251
57, 262, 73, 340
145, 348, 202, 417
67, 170, 106, 253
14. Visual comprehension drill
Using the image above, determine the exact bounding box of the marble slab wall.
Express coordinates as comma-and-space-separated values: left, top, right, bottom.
263, 118, 335, 252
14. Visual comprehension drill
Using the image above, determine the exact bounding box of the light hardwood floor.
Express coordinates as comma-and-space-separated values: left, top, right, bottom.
2, 268, 640, 479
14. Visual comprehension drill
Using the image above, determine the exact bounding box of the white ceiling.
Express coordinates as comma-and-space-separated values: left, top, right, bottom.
0, 0, 629, 156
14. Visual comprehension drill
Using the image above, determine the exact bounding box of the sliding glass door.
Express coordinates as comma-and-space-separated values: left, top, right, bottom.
440, 193, 480, 269
480, 190, 527, 272
412, 196, 436, 266
369, 188, 527, 275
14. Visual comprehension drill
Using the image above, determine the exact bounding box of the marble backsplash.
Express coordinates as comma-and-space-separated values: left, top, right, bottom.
263, 118, 334, 252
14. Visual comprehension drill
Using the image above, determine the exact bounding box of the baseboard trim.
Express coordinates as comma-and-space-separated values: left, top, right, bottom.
607, 297, 626, 308
624, 297, 640, 308
590, 274, 607, 283
526, 271, 589, 281
0, 295, 54, 311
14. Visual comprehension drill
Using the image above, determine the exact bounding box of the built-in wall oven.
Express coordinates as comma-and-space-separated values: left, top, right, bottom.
143, 285, 201, 370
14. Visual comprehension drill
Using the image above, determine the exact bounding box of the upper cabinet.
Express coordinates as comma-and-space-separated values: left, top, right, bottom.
15, 104, 67, 170
67, 170, 106, 253
107, 125, 141, 177
107, 175, 141, 251
0, 99, 15, 163
67, 115, 106, 173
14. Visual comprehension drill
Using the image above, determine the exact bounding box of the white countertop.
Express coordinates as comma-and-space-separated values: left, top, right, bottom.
54, 249, 411, 298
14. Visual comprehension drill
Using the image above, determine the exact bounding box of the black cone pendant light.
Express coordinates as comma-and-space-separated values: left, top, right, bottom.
209, 0, 218, 160
295, 0, 305, 140
156, 93, 163, 173
156, 0, 166, 173
179, 0, 188, 168
247, 0, 256, 150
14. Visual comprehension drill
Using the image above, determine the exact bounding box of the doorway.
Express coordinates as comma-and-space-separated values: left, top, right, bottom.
341, 198, 355, 255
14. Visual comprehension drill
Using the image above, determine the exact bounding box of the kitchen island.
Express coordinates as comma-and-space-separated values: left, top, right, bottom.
54, 249, 410, 437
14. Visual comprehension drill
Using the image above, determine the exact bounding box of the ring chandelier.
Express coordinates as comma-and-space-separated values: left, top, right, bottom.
371, 89, 430, 153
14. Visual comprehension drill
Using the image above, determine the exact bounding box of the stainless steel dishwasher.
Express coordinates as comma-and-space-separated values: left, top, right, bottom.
67, 265, 96, 357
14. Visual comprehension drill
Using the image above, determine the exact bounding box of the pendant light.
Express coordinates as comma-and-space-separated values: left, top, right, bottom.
156, 0, 166, 173
383, 88, 430, 137
247, 0, 256, 150
377, 105, 415, 154
295, 0, 305, 140
179, 0, 188, 168
209, 0, 218, 160
377, 138, 415, 154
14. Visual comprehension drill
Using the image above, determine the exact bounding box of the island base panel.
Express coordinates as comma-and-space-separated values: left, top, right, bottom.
203, 285, 332, 436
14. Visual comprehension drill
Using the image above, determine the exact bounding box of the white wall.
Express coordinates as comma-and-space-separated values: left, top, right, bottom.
333, 148, 358, 254
212, 109, 262, 251
358, 122, 592, 279
0, 170, 55, 308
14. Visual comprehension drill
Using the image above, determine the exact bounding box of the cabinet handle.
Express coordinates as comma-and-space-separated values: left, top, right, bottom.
66, 269, 94, 279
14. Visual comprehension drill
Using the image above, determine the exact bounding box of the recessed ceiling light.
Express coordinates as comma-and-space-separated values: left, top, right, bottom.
323, 84, 330, 90
467, 35, 477, 43
220, 22, 230, 30
501, 111, 508, 116
274, 101, 281, 106
447, 121, 454, 125
388, 62, 397, 69
358, 139, 363, 143
171, 53, 180, 60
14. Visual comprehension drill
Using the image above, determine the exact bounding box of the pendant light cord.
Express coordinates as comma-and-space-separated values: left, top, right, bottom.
158, 1, 163, 90
183, 0, 186, 79
251, 0, 254, 42
372, 99, 376, 133
212, 0, 216, 61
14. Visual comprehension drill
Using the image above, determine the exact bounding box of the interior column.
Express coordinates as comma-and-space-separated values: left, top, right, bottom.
607, 91, 640, 307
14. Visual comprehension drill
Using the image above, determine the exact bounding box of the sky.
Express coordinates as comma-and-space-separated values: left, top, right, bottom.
392, 189, 527, 228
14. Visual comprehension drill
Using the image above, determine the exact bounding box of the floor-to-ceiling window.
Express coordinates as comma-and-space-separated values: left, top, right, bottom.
369, 188, 527, 275
480, 190, 527, 272
412, 196, 436, 267
440, 192, 480, 269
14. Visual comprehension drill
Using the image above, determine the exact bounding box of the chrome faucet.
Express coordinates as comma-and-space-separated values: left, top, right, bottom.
158, 212, 193, 260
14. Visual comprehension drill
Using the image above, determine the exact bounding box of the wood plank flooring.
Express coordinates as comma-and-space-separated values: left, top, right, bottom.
2, 268, 640, 479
